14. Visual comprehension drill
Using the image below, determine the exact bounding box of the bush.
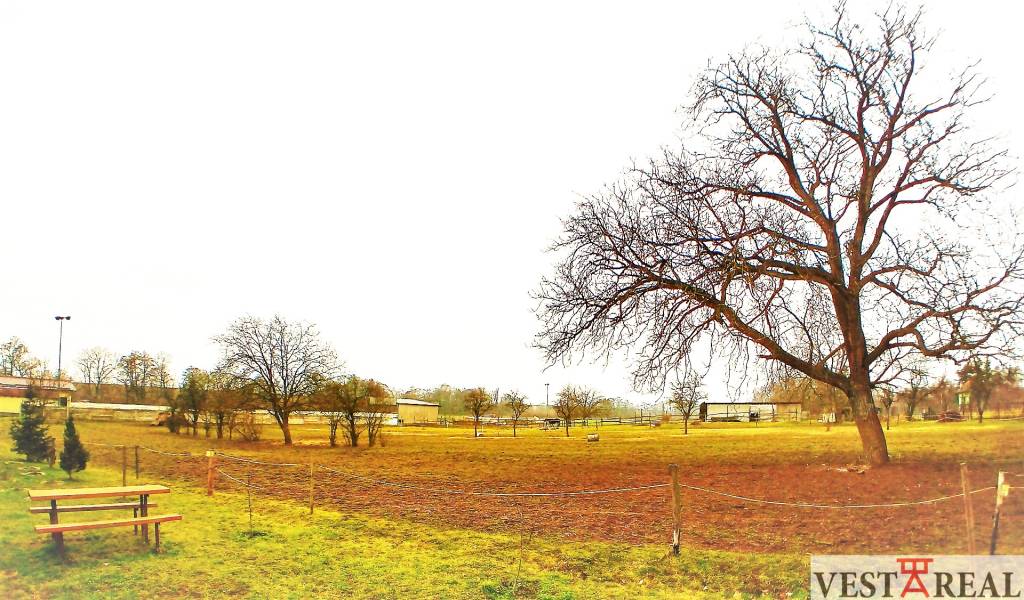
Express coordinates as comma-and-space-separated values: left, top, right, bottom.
10, 400, 54, 462
164, 411, 187, 434
235, 412, 263, 442
59, 416, 89, 479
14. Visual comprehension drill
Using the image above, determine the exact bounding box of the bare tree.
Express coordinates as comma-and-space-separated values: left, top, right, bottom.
670, 374, 707, 435
925, 377, 956, 414
577, 388, 606, 422
552, 385, 582, 437
315, 376, 366, 447
176, 367, 210, 436
363, 380, 391, 447
503, 391, 529, 437
76, 347, 117, 399
534, 4, 1023, 466
208, 370, 252, 439
153, 353, 175, 405
117, 351, 156, 403
214, 315, 339, 445
1, 337, 41, 377
464, 387, 495, 437
876, 386, 895, 431
900, 366, 929, 420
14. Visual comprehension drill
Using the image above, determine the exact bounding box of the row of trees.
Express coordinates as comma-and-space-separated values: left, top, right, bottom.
1, 338, 177, 407
459, 386, 611, 438
761, 358, 1024, 426
77, 348, 174, 403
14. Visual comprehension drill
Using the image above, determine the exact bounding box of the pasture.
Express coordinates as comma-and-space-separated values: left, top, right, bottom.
2, 417, 1022, 598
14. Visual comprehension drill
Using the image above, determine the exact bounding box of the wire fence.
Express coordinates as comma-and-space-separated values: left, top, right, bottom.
79, 439, 1019, 556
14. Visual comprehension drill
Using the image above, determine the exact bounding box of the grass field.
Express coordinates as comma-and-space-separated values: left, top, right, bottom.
1, 416, 1022, 598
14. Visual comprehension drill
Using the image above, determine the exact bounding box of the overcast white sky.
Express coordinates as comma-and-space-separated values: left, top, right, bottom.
1, 1, 1021, 406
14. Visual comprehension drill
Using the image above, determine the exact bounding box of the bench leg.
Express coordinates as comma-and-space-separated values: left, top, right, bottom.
55, 532, 65, 560
140, 495, 149, 543
154, 522, 160, 553
49, 500, 65, 559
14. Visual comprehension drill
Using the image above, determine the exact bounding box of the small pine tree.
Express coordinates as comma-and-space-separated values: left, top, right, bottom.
10, 399, 54, 462
59, 416, 89, 479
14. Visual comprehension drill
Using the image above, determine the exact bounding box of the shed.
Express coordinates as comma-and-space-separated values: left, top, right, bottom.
698, 401, 802, 422
0, 376, 76, 414
396, 398, 439, 424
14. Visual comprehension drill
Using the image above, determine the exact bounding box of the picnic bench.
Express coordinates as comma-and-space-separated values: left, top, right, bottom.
28, 484, 181, 557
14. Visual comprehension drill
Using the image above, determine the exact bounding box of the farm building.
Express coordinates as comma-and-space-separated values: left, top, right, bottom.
396, 398, 439, 424
0, 376, 76, 414
699, 401, 802, 422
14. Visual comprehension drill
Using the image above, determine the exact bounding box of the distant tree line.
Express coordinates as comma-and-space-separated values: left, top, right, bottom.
760, 360, 1024, 424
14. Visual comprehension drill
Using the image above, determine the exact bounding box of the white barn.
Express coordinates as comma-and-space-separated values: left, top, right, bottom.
699, 401, 802, 422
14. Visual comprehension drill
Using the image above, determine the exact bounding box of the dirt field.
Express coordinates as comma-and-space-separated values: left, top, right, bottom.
73, 418, 1024, 555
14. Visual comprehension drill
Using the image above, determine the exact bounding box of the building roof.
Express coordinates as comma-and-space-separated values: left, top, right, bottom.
69, 401, 168, 412
396, 398, 440, 407
700, 401, 802, 406
0, 375, 76, 392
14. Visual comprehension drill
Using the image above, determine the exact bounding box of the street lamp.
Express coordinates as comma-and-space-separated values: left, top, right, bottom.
545, 383, 549, 406
55, 316, 71, 418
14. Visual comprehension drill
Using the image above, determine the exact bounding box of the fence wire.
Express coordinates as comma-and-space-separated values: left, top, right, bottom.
316, 464, 669, 497
88, 445, 1017, 513
677, 483, 998, 509
215, 468, 266, 491
214, 452, 301, 468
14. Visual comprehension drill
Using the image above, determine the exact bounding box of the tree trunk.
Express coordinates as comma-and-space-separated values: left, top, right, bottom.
684, 418, 689, 435
280, 415, 293, 445
564, 419, 569, 437
853, 408, 889, 466
473, 417, 478, 437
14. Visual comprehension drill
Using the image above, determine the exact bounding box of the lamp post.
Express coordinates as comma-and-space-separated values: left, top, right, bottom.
545, 383, 549, 407
55, 316, 71, 419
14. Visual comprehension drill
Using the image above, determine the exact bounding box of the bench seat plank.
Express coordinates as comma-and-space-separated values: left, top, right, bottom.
35, 514, 181, 534
28, 485, 170, 502
29, 502, 158, 514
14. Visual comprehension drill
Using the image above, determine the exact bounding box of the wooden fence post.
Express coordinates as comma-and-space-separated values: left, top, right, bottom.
989, 471, 1009, 555
121, 445, 127, 486
206, 450, 217, 496
960, 463, 976, 554
247, 472, 254, 535
669, 464, 682, 556
134, 446, 140, 479
309, 461, 315, 515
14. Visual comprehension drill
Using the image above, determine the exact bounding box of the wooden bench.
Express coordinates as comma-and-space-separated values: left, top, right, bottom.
35, 515, 182, 551
28, 484, 180, 557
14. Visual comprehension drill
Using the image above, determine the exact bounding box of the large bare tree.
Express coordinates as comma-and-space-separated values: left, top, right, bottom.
535, 4, 1023, 465
214, 315, 339, 444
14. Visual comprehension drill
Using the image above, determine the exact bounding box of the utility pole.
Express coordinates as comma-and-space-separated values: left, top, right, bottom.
55, 316, 71, 419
